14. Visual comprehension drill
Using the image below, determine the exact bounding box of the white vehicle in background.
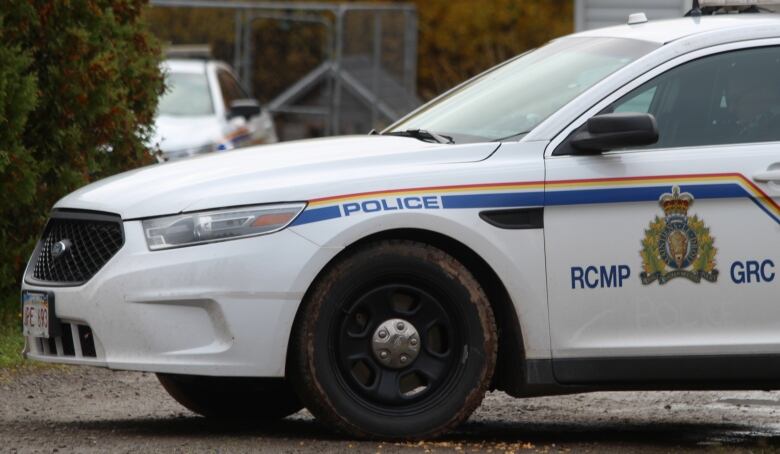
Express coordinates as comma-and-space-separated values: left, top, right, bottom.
19, 0, 780, 441
153, 49, 278, 161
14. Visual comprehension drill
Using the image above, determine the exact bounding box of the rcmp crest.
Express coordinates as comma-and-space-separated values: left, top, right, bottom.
640, 186, 718, 285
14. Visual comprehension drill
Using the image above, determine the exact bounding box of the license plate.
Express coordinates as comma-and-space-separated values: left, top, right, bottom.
22, 291, 54, 338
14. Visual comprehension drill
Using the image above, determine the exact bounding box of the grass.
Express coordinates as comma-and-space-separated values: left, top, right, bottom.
0, 308, 25, 369
0, 303, 67, 376
0, 325, 24, 369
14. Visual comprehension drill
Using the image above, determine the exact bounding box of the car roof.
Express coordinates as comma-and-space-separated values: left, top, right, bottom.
163, 59, 209, 74
570, 14, 780, 45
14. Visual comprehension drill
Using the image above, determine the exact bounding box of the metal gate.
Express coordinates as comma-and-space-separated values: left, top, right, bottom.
150, 0, 420, 139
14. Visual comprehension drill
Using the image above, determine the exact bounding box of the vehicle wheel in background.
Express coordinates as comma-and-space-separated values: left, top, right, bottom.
157, 374, 302, 420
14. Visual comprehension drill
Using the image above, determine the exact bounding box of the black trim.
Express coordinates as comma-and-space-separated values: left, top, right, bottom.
505, 357, 780, 398
47, 208, 124, 224
78, 325, 97, 358
24, 209, 124, 287
554, 354, 780, 385
61, 321, 75, 356
502, 359, 591, 398
686, 5, 764, 16
479, 208, 543, 229
552, 121, 587, 156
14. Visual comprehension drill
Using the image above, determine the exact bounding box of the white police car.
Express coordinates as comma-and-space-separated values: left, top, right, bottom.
20, 1, 780, 439
153, 52, 278, 161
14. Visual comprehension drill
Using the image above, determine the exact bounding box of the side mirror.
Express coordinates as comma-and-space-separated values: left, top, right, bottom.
228, 99, 262, 120
570, 112, 659, 153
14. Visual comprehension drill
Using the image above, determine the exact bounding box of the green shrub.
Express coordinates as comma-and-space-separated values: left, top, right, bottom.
0, 1, 164, 318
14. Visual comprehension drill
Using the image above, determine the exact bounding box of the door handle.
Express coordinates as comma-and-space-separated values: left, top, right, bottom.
753, 170, 780, 183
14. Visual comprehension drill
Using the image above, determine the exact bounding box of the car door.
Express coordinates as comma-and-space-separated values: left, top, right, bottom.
544, 42, 780, 384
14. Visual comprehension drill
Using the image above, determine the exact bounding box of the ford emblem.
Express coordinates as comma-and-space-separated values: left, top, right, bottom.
51, 239, 72, 261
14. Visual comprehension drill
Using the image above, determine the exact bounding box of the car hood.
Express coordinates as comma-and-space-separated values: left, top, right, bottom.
56, 135, 499, 219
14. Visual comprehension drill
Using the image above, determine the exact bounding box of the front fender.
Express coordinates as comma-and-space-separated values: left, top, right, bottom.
288, 209, 551, 360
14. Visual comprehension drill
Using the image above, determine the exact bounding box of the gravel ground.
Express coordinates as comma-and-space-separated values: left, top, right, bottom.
2, 366, 780, 453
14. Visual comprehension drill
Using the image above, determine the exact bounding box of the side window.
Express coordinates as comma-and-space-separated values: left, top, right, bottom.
217, 69, 248, 110
606, 46, 780, 149
613, 86, 656, 114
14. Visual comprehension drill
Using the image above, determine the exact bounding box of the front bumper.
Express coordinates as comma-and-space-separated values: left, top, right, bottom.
22, 220, 327, 377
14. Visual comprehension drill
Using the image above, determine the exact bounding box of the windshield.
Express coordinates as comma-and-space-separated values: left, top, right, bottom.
387, 37, 659, 142
158, 71, 214, 116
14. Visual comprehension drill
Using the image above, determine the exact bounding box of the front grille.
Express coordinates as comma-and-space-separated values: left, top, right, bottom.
30, 211, 124, 285
34, 322, 99, 359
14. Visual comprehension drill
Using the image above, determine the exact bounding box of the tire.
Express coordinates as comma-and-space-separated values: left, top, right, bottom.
290, 240, 497, 439
157, 374, 302, 420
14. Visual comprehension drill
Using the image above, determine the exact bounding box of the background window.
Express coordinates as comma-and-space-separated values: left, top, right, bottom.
158, 72, 214, 116
217, 69, 249, 110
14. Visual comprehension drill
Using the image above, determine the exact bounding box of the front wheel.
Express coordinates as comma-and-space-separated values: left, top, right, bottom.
157, 374, 302, 420
290, 240, 497, 439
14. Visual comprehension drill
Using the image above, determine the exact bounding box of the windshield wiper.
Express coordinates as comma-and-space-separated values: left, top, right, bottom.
384, 129, 455, 144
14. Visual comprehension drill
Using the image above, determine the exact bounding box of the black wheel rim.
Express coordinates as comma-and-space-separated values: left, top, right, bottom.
332, 281, 465, 413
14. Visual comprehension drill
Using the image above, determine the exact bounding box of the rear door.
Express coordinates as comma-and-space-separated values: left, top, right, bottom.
544, 42, 780, 383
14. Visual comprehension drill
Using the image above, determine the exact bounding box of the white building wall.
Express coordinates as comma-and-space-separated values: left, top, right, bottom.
575, 0, 690, 31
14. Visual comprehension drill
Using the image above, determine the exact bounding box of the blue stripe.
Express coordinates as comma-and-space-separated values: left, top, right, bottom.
546, 183, 747, 206
441, 192, 544, 209
678, 183, 749, 200
546, 186, 665, 206
290, 205, 341, 226
749, 196, 780, 225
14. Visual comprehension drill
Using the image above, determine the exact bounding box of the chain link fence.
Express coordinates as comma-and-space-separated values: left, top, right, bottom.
149, 1, 420, 140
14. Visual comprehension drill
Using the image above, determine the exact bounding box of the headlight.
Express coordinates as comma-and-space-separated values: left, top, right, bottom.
142, 203, 306, 250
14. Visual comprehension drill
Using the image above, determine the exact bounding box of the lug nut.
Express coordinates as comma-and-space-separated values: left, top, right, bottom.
410, 338, 418, 346
400, 354, 408, 363
378, 330, 388, 339
396, 322, 405, 330
379, 350, 389, 359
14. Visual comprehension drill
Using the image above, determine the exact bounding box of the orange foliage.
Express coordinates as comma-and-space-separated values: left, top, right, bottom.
146, 0, 573, 101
